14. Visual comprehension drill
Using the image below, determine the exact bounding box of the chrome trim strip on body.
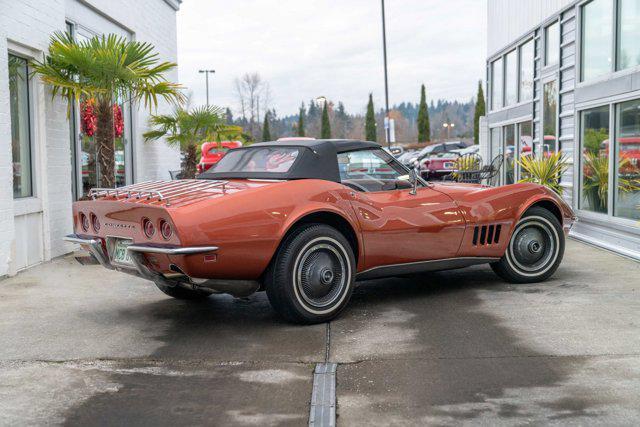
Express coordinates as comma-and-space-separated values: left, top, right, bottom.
356, 257, 500, 280
126, 245, 219, 255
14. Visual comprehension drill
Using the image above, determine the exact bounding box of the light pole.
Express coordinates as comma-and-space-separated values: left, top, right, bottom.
443, 122, 455, 140
381, 0, 391, 149
198, 69, 215, 107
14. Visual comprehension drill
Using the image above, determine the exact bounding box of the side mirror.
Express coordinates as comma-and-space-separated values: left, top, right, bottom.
409, 167, 419, 196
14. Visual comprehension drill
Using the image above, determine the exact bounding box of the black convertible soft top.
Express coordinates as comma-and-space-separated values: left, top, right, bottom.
198, 139, 381, 182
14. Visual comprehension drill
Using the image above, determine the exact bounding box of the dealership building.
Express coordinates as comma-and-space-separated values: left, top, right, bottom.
0, 0, 181, 276
484, 0, 640, 260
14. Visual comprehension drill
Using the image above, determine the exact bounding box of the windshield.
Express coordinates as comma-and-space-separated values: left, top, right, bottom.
210, 147, 300, 173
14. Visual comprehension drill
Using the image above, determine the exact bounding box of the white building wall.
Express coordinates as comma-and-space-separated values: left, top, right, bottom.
0, 0, 181, 277
487, 0, 575, 56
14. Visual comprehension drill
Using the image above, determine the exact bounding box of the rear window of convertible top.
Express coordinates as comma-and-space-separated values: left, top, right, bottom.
210, 147, 300, 173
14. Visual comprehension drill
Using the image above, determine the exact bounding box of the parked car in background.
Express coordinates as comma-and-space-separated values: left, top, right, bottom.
451, 145, 480, 156
398, 150, 419, 167
416, 141, 467, 161
414, 142, 470, 180
197, 141, 243, 174
420, 152, 459, 180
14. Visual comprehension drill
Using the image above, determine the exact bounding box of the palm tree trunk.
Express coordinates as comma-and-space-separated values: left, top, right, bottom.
95, 98, 116, 187
182, 144, 198, 179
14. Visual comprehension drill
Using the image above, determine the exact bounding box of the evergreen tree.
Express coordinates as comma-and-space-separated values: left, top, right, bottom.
365, 93, 377, 142
225, 107, 234, 124
474, 80, 486, 144
262, 112, 271, 141
417, 84, 430, 143
297, 103, 305, 137
321, 102, 331, 139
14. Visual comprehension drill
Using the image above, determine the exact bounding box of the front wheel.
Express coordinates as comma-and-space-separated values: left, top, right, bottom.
265, 224, 356, 324
491, 206, 565, 283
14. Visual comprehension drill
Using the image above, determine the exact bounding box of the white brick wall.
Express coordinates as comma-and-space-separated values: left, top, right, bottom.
0, 0, 181, 277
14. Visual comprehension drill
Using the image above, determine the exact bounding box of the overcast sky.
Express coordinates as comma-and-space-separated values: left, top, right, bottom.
177, 0, 487, 117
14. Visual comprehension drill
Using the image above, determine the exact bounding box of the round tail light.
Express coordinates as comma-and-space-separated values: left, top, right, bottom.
91, 213, 100, 232
142, 218, 155, 238
79, 213, 90, 232
159, 220, 173, 240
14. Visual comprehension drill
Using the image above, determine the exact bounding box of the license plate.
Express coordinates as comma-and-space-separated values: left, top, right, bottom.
112, 239, 134, 267
444, 162, 455, 169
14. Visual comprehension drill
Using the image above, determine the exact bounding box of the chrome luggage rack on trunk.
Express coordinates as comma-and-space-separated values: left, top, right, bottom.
88, 180, 229, 206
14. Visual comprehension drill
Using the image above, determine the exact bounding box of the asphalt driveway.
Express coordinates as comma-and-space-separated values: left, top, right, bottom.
0, 239, 639, 426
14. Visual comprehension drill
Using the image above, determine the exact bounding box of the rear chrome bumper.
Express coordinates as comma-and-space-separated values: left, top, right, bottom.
64, 234, 258, 298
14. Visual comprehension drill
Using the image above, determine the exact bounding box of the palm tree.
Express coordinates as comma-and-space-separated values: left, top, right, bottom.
31, 32, 183, 187
143, 106, 242, 179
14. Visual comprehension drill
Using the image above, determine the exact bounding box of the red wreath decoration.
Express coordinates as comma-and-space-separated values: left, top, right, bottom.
112, 104, 124, 138
80, 99, 97, 137
79, 99, 124, 138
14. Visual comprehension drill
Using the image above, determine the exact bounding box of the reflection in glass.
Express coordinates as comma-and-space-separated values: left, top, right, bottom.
491, 58, 503, 110
581, 0, 613, 81
505, 50, 517, 106
504, 125, 516, 184
545, 21, 560, 66
491, 128, 501, 161
519, 40, 534, 101
519, 122, 534, 179
618, 0, 640, 71
543, 80, 558, 155
580, 106, 610, 213
615, 100, 640, 220
9, 55, 32, 199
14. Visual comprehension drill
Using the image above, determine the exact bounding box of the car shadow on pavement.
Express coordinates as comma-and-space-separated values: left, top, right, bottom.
332, 265, 600, 424
63, 265, 599, 425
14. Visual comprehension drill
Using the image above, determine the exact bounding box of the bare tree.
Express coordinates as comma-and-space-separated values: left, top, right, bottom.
234, 72, 271, 140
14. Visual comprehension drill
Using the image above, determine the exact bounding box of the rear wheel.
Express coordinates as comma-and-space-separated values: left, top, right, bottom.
265, 224, 355, 324
154, 281, 211, 300
491, 206, 564, 283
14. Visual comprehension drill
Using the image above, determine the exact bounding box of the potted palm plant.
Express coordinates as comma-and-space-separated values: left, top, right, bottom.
143, 106, 243, 179
518, 152, 568, 195
31, 32, 184, 188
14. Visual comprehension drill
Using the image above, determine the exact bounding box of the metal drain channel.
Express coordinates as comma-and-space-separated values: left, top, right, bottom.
308, 362, 337, 427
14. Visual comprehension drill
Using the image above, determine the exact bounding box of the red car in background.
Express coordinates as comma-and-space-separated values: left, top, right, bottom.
197, 141, 243, 174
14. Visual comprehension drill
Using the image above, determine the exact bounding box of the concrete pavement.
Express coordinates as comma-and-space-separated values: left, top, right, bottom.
0, 239, 639, 425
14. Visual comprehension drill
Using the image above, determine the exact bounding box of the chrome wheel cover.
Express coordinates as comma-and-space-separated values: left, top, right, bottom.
293, 237, 351, 315
507, 216, 559, 277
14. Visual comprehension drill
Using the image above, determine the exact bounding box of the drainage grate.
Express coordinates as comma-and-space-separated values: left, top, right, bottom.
308, 363, 337, 427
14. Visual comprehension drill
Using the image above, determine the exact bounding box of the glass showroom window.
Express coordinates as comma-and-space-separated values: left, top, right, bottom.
617, 0, 640, 71
491, 58, 503, 110
614, 100, 640, 220
519, 39, 534, 102
519, 121, 534, 180
545, 21, 560, 66
8, 54, 33, 198
542, 80, 558, 155
580, 106, 610, 213
503, 125, 516, 184
581, 0, 613, 81
504, 50, 517, 106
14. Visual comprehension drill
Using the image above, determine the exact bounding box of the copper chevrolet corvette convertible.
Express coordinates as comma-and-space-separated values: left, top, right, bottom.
66, 139, 576, 323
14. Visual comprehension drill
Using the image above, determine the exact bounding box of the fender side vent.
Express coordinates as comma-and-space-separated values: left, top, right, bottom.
472, 224, 502, 246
